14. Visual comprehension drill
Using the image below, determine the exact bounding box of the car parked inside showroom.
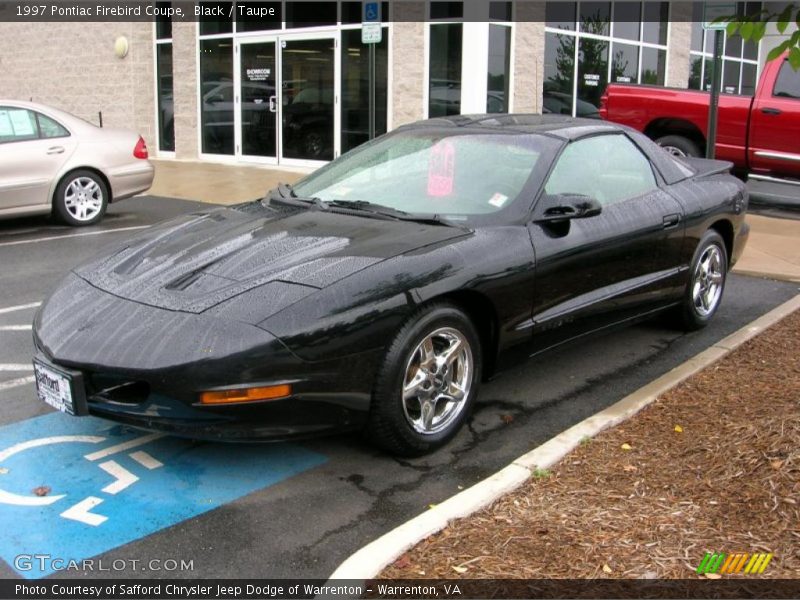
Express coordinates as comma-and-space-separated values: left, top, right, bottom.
0, 100, 154, 226
32, 115, 748, 455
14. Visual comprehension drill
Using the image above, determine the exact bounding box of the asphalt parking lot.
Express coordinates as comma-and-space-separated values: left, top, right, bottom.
0, 195, 797, 580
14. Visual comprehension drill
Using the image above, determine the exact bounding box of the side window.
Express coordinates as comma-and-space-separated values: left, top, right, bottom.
773, 61, 800, 99
545, 134, 658, 206
0, 107, 39, 144
36, 113, 69, 139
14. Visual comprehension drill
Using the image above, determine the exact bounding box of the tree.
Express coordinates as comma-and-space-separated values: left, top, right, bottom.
719, 4, 800, 69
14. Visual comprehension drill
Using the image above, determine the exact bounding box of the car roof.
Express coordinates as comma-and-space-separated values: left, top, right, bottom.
399, 114, 622, 141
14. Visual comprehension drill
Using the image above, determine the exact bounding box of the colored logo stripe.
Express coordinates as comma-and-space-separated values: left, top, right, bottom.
697, 552, 773, 575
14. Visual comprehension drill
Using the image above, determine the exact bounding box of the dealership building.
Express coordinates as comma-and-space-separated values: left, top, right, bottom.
0, 1, 792, 170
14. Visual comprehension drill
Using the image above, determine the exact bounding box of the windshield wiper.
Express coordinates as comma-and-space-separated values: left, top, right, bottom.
327, 200, 453, 226
266, 183, 328, 209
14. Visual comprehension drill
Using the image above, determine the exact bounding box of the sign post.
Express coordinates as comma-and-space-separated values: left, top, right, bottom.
362, 1, 381, 141
703, 2, 735, 159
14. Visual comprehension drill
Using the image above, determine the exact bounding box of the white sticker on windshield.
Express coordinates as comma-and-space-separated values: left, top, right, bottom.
488, 193, 509, 208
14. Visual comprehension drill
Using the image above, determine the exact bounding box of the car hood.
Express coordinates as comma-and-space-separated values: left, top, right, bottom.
74, 203, 470, 314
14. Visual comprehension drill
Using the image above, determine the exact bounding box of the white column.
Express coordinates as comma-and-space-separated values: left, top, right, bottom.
459, 3, 491, 114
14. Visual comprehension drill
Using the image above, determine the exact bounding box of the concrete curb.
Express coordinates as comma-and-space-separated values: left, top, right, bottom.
732, 268, 800, 283
328, 293, 800, 580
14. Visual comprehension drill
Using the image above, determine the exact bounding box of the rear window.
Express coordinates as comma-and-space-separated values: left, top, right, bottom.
773, 60, 800, 99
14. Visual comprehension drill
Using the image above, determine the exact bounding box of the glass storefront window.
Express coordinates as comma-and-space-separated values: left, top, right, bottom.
284, 2, 337, 28
199, 1, 233, 35
487, 24, 511, 113
579, 2, 610, 36
156, 44, 175, 152
689, 2, 761, 95
430, 2, 463, 20
641, 47, 666, 85
544, 2, 668, 116
577, 37, 608, 112
282, 38, 335, 160
428, 23, 463, 118
341, 29, 388, 153
200, 39, 235, 155
155, 2, 172, 39
612, 2, 640, 41
236, 2, 281, 32
611, 41, 638, 84
641, 2, 668, 45
544, 31, 575, 116
545, 2, 576, 30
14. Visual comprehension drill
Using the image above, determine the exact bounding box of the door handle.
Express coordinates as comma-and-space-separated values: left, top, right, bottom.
662, 213, 681, 229
46, 146, 65, 155
269, 95, 277, 113
761, 107, 782, 115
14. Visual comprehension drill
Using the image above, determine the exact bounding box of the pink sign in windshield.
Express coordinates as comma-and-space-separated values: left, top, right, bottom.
427, 140, 455, 197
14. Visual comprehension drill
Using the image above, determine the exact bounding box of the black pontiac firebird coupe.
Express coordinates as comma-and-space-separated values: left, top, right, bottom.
32, 115, 749, 455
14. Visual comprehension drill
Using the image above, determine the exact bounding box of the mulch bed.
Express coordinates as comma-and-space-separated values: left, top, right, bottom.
380, 311, 800, 580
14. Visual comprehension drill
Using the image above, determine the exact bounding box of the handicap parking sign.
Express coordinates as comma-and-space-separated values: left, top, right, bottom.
0, 413, 326, 578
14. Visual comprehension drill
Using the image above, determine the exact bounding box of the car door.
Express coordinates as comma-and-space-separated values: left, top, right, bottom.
528, 132, 685, 352
748, 59, 800, 177
0, 107, 75, 211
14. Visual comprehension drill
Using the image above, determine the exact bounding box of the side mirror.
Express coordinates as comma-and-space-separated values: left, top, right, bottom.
535, 194, 602, 223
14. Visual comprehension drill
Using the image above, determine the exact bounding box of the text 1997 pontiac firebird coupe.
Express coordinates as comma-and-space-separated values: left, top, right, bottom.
32, 115, 749, 455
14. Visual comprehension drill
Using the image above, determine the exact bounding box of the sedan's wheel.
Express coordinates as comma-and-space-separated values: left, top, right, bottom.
54, 170, 108, 226
675, 230, 728, 330
367, 304, 482, 456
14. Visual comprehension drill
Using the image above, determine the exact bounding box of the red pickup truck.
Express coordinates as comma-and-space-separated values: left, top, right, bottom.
600, 54, 800, 187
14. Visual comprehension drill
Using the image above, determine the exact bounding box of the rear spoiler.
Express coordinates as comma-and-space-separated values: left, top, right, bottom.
678, 157, 734, 179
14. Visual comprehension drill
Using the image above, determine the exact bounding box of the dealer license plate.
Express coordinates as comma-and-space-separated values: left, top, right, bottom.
33, 359, 78, 415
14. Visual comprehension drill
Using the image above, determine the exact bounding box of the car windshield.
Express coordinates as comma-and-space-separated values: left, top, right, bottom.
292, 130, 546, 217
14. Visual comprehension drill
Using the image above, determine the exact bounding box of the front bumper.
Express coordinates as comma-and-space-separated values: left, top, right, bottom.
34, 274, 380, 441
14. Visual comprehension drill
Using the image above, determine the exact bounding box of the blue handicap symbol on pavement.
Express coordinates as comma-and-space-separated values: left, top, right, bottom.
0, 413, 327, 579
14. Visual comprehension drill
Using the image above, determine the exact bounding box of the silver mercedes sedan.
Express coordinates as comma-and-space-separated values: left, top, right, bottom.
0, 100, 154, 226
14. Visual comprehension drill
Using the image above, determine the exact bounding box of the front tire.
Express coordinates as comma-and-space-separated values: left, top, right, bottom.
675, 230, 728, 330
366, 303, 482, 456
53, 170, 108, 226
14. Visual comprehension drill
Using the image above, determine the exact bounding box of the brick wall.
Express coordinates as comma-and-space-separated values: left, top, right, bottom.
0, 22, 156, 146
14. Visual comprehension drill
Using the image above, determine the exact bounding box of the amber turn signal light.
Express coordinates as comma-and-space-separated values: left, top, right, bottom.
199, 384, 292, 405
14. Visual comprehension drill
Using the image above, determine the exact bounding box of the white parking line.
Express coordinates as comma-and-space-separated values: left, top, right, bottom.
0, 376, 35, 392
0, 302, 41, 315
84, 433, 165, 461
60, 496, 107, 526
0, 325, 32, 331
98, 460, 139, 495
129, 450, 164, 470
0, 225, 149, 248
0, 364, 33, 372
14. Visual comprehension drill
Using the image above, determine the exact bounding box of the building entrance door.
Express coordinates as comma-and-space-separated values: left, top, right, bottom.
236, 33, 337, 167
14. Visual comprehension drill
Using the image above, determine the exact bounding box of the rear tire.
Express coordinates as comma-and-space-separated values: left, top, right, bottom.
53, 170, 108, 226
674, 230, 728, 331
655, 135, 701, 158
366, 303, 482, 456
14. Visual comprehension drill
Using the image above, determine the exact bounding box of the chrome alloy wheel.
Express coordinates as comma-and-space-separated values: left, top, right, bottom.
64, 177, 104, 222
401, 327, 473, 435
692, 245, 724, 317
